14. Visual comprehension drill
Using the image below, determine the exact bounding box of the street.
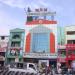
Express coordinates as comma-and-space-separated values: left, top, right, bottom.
0, 69, 73, 75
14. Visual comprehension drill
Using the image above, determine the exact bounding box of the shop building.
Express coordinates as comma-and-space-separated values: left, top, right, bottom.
57, 27, 66, 67
65, 26, 75, 67
6, 28, 25, 64
0, 36, 9, 66
57, 45, 66, 67
24, 8, 58, 67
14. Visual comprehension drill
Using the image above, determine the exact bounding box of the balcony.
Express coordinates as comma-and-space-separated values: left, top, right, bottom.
9, 47, 22, 50
11, 38, 21, 41
7, 54, 22, 58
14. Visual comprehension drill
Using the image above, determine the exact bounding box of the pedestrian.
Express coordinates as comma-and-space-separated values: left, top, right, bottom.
71, 61, 75, 75
67, 67, 70, 75
58, 67, 62, 74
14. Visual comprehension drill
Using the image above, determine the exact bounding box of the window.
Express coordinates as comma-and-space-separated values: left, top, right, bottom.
11, 42, 20, 47
1, 36, 5, 40
29, 64, 36, 70
67, 40, 75, 44
12, 34, 20, 39
32, 33, 48, 52
67, 31, 75, 35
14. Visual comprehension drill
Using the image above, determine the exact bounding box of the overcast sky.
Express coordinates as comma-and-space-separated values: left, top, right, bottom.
0, 0, 75, 35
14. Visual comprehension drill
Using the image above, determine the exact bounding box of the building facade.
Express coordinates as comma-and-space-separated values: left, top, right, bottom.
65, 26, 75, 67
6, 28, 25, 64
0, 36, 9, 66
24, 8, 58, 67
57, 45, 66, 67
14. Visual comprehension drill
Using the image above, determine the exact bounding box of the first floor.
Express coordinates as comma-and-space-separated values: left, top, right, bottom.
23, 58, 57, 68
6, 57, 23, 65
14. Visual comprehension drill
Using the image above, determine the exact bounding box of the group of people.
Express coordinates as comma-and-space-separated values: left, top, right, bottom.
39, 63, 55, 75
57, 61, 75, 75
39, 61, 75, 75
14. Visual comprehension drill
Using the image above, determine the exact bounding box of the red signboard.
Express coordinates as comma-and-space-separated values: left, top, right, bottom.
0, 47, 6, 52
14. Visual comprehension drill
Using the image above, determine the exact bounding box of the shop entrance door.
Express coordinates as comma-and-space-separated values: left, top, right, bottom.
49, 60, 57, 68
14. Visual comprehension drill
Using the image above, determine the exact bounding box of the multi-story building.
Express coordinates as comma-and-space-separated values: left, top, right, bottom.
6, 28, 25, 65
0, 36, 9, 66
24, 8, 58, 67
57, 45, 66, 67
65, 26, 75, 67
57, 27, 66, 67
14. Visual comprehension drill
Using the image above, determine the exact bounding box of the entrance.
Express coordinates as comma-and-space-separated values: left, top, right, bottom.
49, 59, 57, 68
0, 61, 4, 67
39, 60, 49, 67
61, 62, 66, 68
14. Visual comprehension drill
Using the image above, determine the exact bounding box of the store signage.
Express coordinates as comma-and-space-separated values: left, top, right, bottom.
35, 8, 47, 12
27, 11, 56, 16
24, 53, 57, 58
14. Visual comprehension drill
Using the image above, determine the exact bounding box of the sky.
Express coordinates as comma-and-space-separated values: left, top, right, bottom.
0, 0, 75, 35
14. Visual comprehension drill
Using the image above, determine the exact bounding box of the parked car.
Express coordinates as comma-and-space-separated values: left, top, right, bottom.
8, 62, 38, 74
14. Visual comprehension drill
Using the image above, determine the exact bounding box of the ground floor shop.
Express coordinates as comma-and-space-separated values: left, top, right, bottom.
23, 58, 57, 68
0, 52, 5, 67
57, 57, 66, 68
6, 57, 23, 64
0, 61, 4, 67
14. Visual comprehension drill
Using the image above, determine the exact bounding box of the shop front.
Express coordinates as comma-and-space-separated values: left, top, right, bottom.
57, 57, 66, 68
0, 47, 6, 67
66, 44, 75, 67
23, 53, 57, 68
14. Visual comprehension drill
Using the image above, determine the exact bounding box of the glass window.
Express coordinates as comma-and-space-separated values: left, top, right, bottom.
67, 31, 75, 35
32, 33, 48, 52
12, 34, 20, 39
67, 40, 75, 44
11, 42, 20, 47
29, 64, 36, 70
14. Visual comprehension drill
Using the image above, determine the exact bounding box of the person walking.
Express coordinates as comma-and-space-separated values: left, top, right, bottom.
58, 67, 62, 74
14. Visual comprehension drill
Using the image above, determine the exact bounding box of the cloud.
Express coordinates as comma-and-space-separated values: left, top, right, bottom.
0, 0, 25, 8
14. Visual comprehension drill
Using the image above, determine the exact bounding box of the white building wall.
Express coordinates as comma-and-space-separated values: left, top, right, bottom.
0, 36, 9, 47
65, 26, 75, 44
